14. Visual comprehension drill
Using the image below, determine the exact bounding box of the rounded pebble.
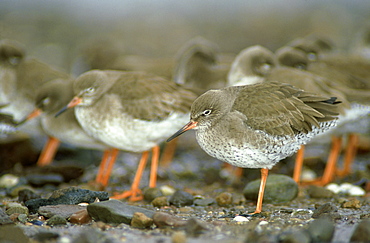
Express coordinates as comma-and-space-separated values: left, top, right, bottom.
215, 192, 233, 207
169, 190, 194, 207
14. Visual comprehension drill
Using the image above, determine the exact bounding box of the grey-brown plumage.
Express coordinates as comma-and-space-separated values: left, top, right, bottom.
64, 70, 197, 152
173, 37, 230, 91
276, 46, 370, 103
0, 104, 18, 135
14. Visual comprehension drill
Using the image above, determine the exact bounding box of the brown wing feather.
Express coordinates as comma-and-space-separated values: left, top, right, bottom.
110, 72, 197, 121
231, 82, 339, 136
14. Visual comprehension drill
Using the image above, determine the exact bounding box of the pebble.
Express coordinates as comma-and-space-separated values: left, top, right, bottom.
37, 164, 84, 182
151, 196, 169, 207
350, 219, 370, 242
18, 188, 41, 202
25, 186, 109, 213
184, 217, 210, 236
306, 185, 335, 199
6, 202, 29, 216
46, 215, 67, 226
17, 214, 28, 223
171, 231, 187, 243
0, 174, 19, 188
311, 203, 341, 219
87, 199, 155, 225
194, 198, 216, 206
9, 213, 20, 222
341, 198, 362, 209
326, 183, 366, 196
178, 207, 194, 214
152, 212, 187, 228
233, 216, 249, 222
143, 187, 163, 202
39, 204, 87, 219
69, 209, 92, 224
307, 218, 334, 242
26, 173, 64, 187
131, 212, 154, 228
0, 208, 13, 225
278, 229, 311, 243
160, 185, 176, 196
243, 174, 298, 203
215, 192, 233, 207
169, 190, 194, 207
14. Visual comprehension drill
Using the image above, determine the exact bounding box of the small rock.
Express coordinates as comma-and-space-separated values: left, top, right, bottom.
152, 212, 187, 228
307, 185, 335, 199
87, 199, 155, 224
38, 164, 84, 182
171, 231, 187, 243
143, 187, 163, 202
326, 183, 366, 196
178, 207, 194, 214
26, 173, 64, 187
278, 230, 311, 243
342, 198, 361, 209
18, 188, 41, 202
160, 185, 176, 196
151, 196, 169, 207
69, 209, 92, 224
169, 190, 194, 207
9, 213, 20, 222
243, 174, 298, 203
194, 198, 216, 206
17, 214, 27, 223
312, 203, 341, 219
307, 218, 334, 242
350, 219, 370, 242
6, 203, 29, 216
0, 174, 19, 188
215, 192, 233, 207
184, 217, 210, 236
25, 186, 109, 213
0, 208, 13, 225
131, 212, 154, 228
39, 204, 87, 219
233, 215, 250, 223
46, 215, 67, 226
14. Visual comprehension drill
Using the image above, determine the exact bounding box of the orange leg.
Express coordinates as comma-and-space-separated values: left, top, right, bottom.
95, 149, 113, 185
149, 146, 160, 188
250, 168, 269, 215
159, 137, 178, 168
111, 151, 149, 201
293, 145, 305, 183
100, 148, 119, 187
37, 136, 61, 166
301, 136, 342, 186
336, 134, 358, 177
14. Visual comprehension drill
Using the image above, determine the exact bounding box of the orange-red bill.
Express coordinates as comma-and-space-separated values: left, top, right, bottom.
167, 121, 198, 142
17, 108, 42, 125
55, 96, 82, 117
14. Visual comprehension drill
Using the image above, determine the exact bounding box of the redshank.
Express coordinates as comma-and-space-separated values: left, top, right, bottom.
167, 81, 340, 215
227, 45, 349, 185
18, 78, 117, 187
55, 70, 196, 201
277, 45, 370, 180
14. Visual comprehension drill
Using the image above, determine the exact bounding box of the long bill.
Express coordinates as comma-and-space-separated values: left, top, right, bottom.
166, 120, 198, 142
17, 108, 42, 126
55, 96, 82, 117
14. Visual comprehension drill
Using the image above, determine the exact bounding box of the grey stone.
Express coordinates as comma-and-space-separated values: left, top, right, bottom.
307, 185, 335, 199
169, 190, 194, 207
6, 203, 29, 216
25, 186, 109, 213
350, 219, 370, 243
278, 229, 311, 243
194, 198, 216, 206
243, 174, 298, 203
312, 203, 341, 219
143, 187, 163, 202
18, 188, 41, 202
26, 173, 64, 187
184, 218, 210, 236
46, 215, 67, 225
39, 204, 87, 219
17, 214, 28, 223
87, 199, 155, 224
153, 212, 187, 228
307, 218, 335, 242
0, 208, 13, 225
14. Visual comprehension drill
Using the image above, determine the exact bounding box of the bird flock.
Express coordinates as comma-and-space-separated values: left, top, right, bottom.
1, 30, 369, 214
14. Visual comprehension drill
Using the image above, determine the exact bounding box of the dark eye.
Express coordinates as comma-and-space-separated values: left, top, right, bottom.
203, 109, 212, 116
85, 87, 95, 94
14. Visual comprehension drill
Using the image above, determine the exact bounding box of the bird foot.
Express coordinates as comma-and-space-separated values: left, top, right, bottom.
110, 189, 143, 201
